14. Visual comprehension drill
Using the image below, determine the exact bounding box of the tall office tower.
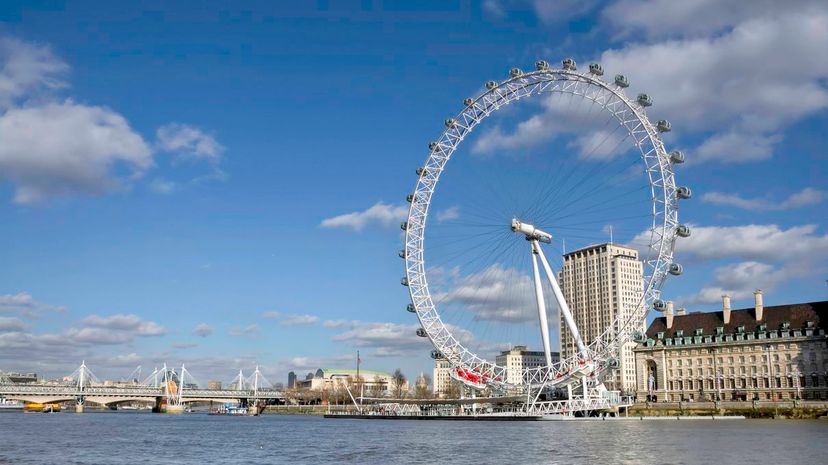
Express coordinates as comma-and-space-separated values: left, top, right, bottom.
559, 243, 645, 393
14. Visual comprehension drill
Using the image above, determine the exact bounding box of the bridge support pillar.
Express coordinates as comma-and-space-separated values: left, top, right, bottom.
75, 403, 84, 413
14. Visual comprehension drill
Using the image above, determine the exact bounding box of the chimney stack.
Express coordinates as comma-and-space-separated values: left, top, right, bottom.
665, 301, 674, 329
754, 289, 764, 321
722, 294, 731, 325
677, 307, 687, 316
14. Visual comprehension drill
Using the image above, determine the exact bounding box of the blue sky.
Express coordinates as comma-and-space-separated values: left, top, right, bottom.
0, 0, 826, 385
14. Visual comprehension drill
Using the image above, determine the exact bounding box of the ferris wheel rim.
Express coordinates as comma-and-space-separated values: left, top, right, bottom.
403, 62, 680, 389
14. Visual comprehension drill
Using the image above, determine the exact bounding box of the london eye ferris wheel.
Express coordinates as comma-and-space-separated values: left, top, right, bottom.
400, 58, 691, 395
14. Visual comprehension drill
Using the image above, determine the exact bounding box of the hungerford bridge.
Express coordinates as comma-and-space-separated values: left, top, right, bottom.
0, 361, 284, 413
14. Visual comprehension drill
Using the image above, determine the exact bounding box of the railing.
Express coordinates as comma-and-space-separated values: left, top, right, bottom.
0, 384, 283, 398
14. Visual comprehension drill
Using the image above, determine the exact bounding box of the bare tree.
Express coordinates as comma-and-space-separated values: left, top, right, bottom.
392, 368, 407, 398
415, 374, 432, 399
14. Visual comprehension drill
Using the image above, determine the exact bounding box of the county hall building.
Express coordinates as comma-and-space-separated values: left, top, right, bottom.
634, 291, 827, 402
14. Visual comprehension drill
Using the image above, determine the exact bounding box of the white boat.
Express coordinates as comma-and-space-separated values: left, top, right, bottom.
0, 398, 23, 410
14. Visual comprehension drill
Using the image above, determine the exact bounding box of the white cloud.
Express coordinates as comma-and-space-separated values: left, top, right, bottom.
322, 319, 347, 328
597, 6, 828, 163
0, 101, 153, 204
261, 311, 283, 320
281, 314, 320, 326
229, 324, 260, 338
436, 206, 460, 222
0, 36, 223, 205
0, 291, 66, 318
680, 261, 799, 305
0, 37, 67, 108
81, 313, 166, 336
193, 323, 213, 337
149, 178, 176, 194
434, 264, 541, 323
672, 224, 828, 263
0, 316, 26, 332
602, 0, 821, 39
702, 188, 827, 211
320, 201, 408, 232
156, 123, 223, 162
332, 321, 431, 357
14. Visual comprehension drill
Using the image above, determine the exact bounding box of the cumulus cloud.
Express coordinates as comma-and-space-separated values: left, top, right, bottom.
597, 4, 828, 163
81, 313, 166, 336
193, 323, 213, 337
680, 261, 800, 305
0, 37, 68, 108
0, 316, 26, 332
434, 264, 541, 323
0, 101, 152, 204
701, 188, 827, 211
281, 314, 320, 326
320, 202, 408, 232
671, 224, 828, 263
0, 35, 223, 205
0, 291, 66, 318
156, 123, 223, 162
332, 321, 431, 357
229, 324, 260, 338
260, 311, 282, 320
436, 206, 460, 223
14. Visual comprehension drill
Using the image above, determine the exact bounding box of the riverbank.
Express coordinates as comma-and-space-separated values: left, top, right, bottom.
628, 400, 828, 419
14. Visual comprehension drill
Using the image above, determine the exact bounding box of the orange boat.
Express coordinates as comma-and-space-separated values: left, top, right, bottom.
24, 403, 61, 413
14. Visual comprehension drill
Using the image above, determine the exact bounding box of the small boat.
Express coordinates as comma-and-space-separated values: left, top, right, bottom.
208, 403, 248, 416
0, 398, 23, 410
23, 402, 61, 413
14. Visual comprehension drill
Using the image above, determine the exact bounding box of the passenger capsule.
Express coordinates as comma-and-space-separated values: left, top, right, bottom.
607, 358, 620, 369
401, 277, 409, 286
562, 58, 577, 70
653, 299, 666, 312
464, 98, 474, 107
657, 120, 672, 132
400, 221, 408, 231
676, 224, 691, 238
416, 167, 427, 176
614, 74, 630, 88
406, 194, 414, 203
428, 142, 439, 151
535, 60, 550, 71
509, 67, 523, 78
486, 80, 498, 90
637, 94, 653, 107
445, 118, 458, 128
676, 186, 692, 199
430, 350, 443, 359
668, 263, 683, 276
398, 249, 406, 259
632, 331, 647, 343
406, 303, 416, 313
416, 328, 427, 337
589, 63, 604, 76
669, 150, 685, 164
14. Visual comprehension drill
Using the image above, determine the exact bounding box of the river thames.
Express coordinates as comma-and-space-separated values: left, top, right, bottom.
1, 413, 827, 464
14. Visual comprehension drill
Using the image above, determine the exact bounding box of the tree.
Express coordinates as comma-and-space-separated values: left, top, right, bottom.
443, 379, 462, 399
392, 368, 407, 398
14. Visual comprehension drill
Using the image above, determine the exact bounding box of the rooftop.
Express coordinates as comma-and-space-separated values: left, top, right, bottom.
645, 300, 827, 338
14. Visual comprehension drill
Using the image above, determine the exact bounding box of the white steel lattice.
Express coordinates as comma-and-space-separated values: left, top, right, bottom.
404, 62, 681, 390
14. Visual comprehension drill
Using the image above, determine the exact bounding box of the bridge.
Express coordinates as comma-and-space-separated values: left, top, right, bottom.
0, 361, 284, 413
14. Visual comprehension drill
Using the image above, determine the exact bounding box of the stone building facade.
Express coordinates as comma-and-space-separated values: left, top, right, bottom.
495, 345, 560, 385
634, 292, 827, 402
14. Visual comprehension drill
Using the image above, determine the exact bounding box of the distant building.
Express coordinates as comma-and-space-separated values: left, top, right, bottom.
1, 372, 37, 384
207, 381, 222, 390
287, 371, 297, 389
294, 368, 405, 396
495, 345, 559, 385
560, 243, 644, 393
432, 357, 452, 397
634, 292, 828, 402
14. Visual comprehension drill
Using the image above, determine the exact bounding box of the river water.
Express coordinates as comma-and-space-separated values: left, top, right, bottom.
1, 412, 826, 464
